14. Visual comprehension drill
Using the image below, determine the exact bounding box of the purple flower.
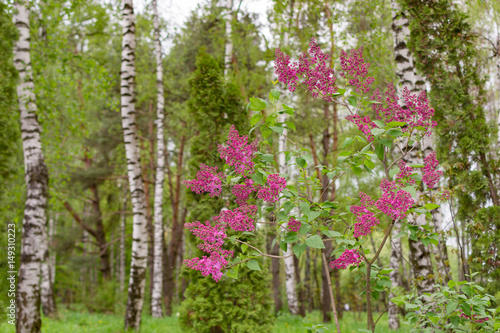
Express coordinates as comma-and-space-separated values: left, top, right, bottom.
257, 174, 286, 203
330, 249, 362, 269
184, 164, 224, 198
218, 125, 258, 176
287, 217, 301, 233
422, 152, 442, 189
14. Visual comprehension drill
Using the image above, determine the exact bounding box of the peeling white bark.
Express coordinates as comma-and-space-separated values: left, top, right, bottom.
388, 221, 401, 330
150, 0, 165, 318
121, 0, 149, 330
13, 1, 49, 331
41, 216, 56, 317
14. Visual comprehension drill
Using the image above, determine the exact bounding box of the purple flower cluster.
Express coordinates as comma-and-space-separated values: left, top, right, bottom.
340, 47, 375, 94
345, 114, 377, 142
395, 160, 416, 186
184, 164, 224, 198
350, 192, 380, 238
275, 38, 338, 101
217, 205, 257, 232
257, 174, 287, 203
376, 179, 414, 220
287, 217, 301, 233
459, 309, 489, 323
218, 125, 258, 176
329, 249, 362, 270
232, 178, 256, 205
422, 152, 442, 189
184, 221, 233, 281
370, 83, 436, 135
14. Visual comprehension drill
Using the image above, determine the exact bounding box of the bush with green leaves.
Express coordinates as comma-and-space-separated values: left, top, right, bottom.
392, 274, 500, 332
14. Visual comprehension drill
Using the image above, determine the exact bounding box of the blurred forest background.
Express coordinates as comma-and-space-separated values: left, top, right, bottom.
0, 0, 499, 332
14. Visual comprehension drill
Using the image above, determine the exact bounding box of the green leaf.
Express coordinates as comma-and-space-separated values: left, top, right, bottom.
351, 166, 363, 176
279, 240, 288, 252
375, 144, 384, 161
246, 259, 261, 271
371, 128, 385, 136
285, 121, 296, 131
260, 125, 273, 139
373, 120, 385, 128
249, 97, 267, 111
386, 121, 406, 128
283, 201, 294, 214
296, 157, 307, 168
378, 138, 392, 148
394, 231, 406, 239
299, 224, 312, 236
447, 280, 457, 288
305, 235, 325, 249
284, 232, 299, 243
377, 279, 392, 288
403, 186, 417, 199
390, 296, 405, 306
241, 243, 248, 253
250, 172, 264, 186
269, 89, 281, 101
307, 211, 321, 222
364, 159, 375, 170
298, 201, 310, 216
270, 126, 284, 135
347, 96, 357, 108
260, 154, 274, 163
386, 128, 403, 137
226, 268, 238, 279
321, 201, 339, 209
446, 301, 458, 315
450, 316, 459, 327
461, 303, 471, 316
250, 113, 262, 126
337, 88, 346, 95
425, 203, 440, 210
293, 243, 307, 258
461, 285, 472, 297
342, 137, 354, 149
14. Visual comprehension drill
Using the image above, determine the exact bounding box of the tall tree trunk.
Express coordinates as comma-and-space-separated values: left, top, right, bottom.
41, 216, 56, 317
268, 229, 282, 313
164, 137, 186, 316
223, 0, 233, 76
13, 2, 49, 331
391, 0, 435, 313
121, 0, 149, 329
120, 185, 127, 293
321, 240, 333, 322
150, 0, 165, 318
293, 255, 306, 316
389, 220, 401, 329
279, 113, 300, 315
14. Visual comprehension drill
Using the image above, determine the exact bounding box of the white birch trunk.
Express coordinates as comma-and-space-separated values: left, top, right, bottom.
13, 2, 49, 331
150, 0, 165, 318
223, 0, 233, 76
121, 1, 149, 329
41, 216, 56, 317
388, 221, 401, 330
278, 113, 299, 315
391, 0, 436, 298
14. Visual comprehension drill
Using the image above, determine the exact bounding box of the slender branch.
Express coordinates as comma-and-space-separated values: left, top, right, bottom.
234, 239, 293, 259
374, 304, 393, 326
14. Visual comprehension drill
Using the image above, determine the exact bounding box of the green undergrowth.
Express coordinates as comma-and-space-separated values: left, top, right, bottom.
0, 306, 410, 332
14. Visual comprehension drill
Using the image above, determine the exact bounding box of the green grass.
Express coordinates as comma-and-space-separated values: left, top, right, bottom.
0, 307, 410, 332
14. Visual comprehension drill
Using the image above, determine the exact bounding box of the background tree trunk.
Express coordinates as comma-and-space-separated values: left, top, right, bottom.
223, 0, 233, 76
13, 2, 49, 331
150, 0, 165, 318
41, 216, 57, 317
121, 0, 149, 329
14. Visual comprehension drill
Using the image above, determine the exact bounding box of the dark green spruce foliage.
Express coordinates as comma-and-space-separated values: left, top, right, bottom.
180, 51, 274, 332
403, 0, 500, 291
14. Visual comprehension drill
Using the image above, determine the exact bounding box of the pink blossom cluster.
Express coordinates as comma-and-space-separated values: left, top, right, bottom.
217, 205, 257, 232
395, 160, 416, 186
184, 221, 233, 281
350, 192, 380, 238
287, 217, 301, 233
459, 310, 489, 323
218, 125, 258, 176
339, 47, 375, 94
257, 174, 287, 203
422, 152, 442, 189
329, 249, 362, 270
370, 83, 437, 135
232, 178, 256, 205
375, 179, 414, 220
275, 38, 338, 101
184, 164, 224, 198
345, 114, 377, 142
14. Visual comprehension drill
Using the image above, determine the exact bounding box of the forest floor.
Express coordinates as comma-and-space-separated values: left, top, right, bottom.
0, 307, 411, 332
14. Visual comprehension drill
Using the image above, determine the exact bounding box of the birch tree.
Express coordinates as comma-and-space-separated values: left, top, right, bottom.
121, 0, 149, 329
40, 216, 56, 317
150, 0, 165, 318
13, 1, 49, 331
223, 0, 233, 76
